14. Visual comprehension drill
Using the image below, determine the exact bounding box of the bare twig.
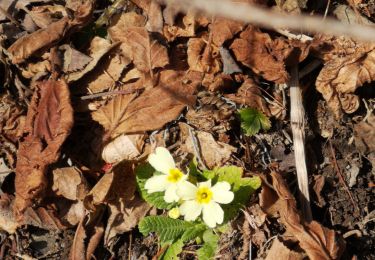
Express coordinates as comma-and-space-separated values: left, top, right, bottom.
160, 0, 375, 42
328, 140, 360, 214
80, 88, 142, 100
289, 65, 312, 222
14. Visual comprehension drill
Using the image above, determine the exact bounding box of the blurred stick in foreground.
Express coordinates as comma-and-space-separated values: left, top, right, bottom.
160, 0, 375, 42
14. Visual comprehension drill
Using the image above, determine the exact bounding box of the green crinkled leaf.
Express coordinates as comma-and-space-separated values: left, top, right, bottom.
181, 224, 207, 242
197, 230, 219, 260
136, 163, 176, 209
139, 216, 196, 243
239, 107, 271, 136
161, 240, 184, 260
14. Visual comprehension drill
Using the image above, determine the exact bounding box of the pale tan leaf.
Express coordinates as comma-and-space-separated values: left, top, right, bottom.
52, 167, 88, 201
60, 44, 92, 73
102, 134, 145, 163
180, 123, 236, 169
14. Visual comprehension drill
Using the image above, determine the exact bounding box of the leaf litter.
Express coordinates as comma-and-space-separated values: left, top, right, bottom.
0, 0, 374, 259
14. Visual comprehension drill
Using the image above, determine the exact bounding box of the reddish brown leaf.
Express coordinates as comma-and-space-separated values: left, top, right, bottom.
15, 78, 74, 216
230, 26, 292, 83
92, 70, 199, 138
259, 172, 345, 260
211, 17, 244, 47
187, 36, 221, 74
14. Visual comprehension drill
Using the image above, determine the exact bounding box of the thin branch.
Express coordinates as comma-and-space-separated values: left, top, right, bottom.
160, 0, 375, 42
289, 65, 312, 222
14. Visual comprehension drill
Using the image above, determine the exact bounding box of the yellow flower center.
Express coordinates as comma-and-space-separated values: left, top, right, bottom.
196, 186, 213, 204
167, 168, 184, 183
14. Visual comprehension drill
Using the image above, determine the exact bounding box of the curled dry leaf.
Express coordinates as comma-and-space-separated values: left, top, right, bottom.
28, 5, 68, 29
163, 9, 209, 42
7, 0, 94, 64
180, 123, 236, 169
15, 78, 74, 216
226, 78, 271, 116
52, 167, 88, 201
354, 114, 375, 170
211, 17, 244, 47
315, 36, 375, 117
0, 194, 67, 234
259, 172, 345, 260
231, 26, 292, 83
102, 134, 145, 164
187, 36, 221, 74
92, 70, 199, 139
0, 94, 25, 143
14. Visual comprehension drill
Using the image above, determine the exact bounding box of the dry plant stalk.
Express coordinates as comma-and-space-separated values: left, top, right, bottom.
161, 0, 375, 42
289, 66, 312, 222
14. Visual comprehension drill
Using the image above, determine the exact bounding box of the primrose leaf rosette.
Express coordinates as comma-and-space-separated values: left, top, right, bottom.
177, 180, 234, 228
145, 147, 188, 203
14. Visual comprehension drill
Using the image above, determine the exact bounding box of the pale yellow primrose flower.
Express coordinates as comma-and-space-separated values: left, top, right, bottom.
145, 147, 188, 203
177, 180, 234, 228
168, 207, 181, 219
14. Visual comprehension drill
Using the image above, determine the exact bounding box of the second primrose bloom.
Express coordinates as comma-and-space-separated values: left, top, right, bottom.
177, 180, 234, 228
145, 147, 188, 203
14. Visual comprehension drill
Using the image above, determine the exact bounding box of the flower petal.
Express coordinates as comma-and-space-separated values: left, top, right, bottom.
202, 202, 224, 228
148, 147, 175, 174
164, 185, 180, 203
211, 182, 234, 204
198, 179, 211, 188
179, 200, 202, 221
144, 175, 168, 193
177, 181, 197, 200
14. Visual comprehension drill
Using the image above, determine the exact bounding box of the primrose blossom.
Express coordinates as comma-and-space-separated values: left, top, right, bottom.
177, 180, 234, 228
145, 147, 188, 203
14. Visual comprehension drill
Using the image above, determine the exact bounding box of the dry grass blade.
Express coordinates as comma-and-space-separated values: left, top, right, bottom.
289, 65, 312, 222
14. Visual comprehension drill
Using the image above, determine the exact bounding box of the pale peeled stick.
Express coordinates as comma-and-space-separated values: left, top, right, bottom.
102, 134, 145, 163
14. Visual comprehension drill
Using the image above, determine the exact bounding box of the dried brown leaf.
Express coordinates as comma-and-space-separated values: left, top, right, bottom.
102, 134, 145, 163
226, 78, 271, 116
275, 0, 308, 14
163, 10, 209, 42
315, 39, 375, 117
108, 11, 168, 74
259, 172, 345, 260
180, 123, 236, 168
66, 37, 119, 82
211, 17, 244, 47
354, 114, 375, 154
187, 37, 221, 74
15, 78, 74, 216
52, 167, 89, 201
93, 70, 199, 138
0, 94, 25, 142
230, 26, 291, 83
105, 195, 151, 245
7, 1, 94, 64
28, 5, 67, 29
60, 44, 92, 73
265, 238, 305, 260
